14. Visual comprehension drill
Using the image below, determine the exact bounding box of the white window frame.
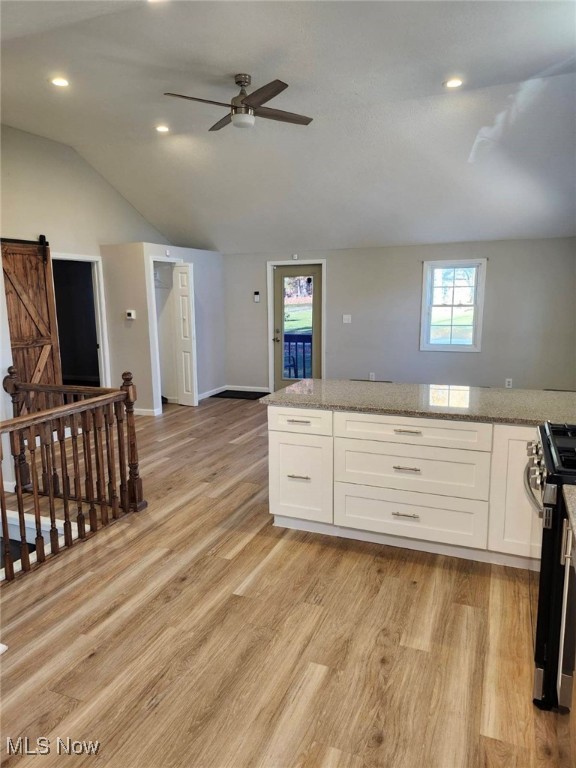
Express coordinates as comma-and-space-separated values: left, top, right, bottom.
420, 258, 487, 352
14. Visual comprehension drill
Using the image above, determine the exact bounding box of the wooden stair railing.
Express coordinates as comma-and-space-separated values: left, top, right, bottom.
0, 370, 146, 582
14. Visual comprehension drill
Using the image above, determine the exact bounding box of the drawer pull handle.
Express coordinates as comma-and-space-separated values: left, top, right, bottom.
394, 429, 423, 436
393, 465, 422, 473
287, 419, 312, 425
287, 474, 311, 480
392, 511, 420, 520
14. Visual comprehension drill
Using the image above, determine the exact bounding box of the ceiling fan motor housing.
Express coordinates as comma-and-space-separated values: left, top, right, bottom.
234, 73, 251, 88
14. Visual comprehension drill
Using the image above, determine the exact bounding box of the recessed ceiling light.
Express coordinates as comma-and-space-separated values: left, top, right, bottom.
51, 77, 69, 87
156, 125, 170, 133
444, 78, 463, 89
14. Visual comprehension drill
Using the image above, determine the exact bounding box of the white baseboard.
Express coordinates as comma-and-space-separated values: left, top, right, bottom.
3, 481, 15, 494
134, 407, 162, 417
273, 515, 540, 572
198, 386, 227, 401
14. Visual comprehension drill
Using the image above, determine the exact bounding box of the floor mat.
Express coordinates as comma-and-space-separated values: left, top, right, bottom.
210, 390, 268, 400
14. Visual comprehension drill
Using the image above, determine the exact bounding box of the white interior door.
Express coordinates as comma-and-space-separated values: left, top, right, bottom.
173, 264, 198, 407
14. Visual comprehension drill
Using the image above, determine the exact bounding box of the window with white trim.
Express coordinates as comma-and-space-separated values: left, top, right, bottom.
420, 259, 487, 352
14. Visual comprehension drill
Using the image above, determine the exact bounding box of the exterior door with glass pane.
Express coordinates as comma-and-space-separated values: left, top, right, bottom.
273, 264, 322, 391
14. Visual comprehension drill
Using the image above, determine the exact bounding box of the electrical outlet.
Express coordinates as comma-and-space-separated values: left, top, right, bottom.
505, 378, 513, 388
369, 372, 376, 381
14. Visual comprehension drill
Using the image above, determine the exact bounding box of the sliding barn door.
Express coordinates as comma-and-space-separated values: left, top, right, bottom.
1, 239, 62, 403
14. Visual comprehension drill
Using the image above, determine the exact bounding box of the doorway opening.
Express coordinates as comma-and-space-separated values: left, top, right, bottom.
52, 260, 100, 386
51, 254, 110, 388
267, 261, 326, 392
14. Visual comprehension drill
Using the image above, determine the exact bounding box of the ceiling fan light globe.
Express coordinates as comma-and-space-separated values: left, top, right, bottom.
231, 112, 256, 129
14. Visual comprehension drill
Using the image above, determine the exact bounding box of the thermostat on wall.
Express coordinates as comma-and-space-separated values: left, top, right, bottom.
125, 309, 136, 320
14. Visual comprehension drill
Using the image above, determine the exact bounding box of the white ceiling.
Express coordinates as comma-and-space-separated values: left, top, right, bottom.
1, 1, 575, 253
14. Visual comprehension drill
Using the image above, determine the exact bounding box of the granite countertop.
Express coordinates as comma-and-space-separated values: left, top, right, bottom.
564, 486, 576, 533
262, 379, 576, 426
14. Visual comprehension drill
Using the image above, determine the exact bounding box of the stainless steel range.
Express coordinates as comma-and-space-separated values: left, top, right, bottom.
526, 422, 576, 710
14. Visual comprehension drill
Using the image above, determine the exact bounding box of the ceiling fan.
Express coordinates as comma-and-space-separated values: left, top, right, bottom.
165, 73, 313, 131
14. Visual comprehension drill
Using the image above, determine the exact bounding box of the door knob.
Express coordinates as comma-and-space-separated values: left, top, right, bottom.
272, 336, 280, 343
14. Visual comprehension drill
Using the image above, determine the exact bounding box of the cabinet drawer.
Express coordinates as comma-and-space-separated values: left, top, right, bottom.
334, 412, 492, 451
334, 482, 488, 549
268, 406, 332, 436
334, 438, 490, 501
269, 431, 333, 523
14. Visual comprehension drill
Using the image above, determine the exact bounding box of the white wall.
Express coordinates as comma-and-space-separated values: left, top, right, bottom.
0, 125, 170, 424
224, 238, 576, 391
1, 126, 168, 254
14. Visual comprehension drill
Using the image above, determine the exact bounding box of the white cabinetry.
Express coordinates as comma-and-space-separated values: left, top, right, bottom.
333, 411, 491, 549
489, 424, 541, 558
267, 405, 541, 567
268, 408, 333, 524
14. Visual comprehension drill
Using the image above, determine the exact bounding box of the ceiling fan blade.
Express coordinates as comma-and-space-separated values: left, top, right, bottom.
242, 79, 288, 108
254, 106, 313, 125
164, 93, 231, 109
209, 113, 233, 131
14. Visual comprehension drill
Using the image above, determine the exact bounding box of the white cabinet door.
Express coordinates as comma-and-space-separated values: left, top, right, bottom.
269, 431, 333, 523
488, 424, 541, 558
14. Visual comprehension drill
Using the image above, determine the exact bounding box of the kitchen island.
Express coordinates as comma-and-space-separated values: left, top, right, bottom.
262, 380, 576, 569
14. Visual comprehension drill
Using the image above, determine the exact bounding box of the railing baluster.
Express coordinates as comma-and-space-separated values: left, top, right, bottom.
40, 422, 59, 555
0, 440, 15, 581
81, 410, 98, 533
105, 403, 120, 519
92, 407, 109, 526
25, 426, 46, 563
70, 412, 86, 540
47, 393, 61, 495
9, 432, 30, 572
115, 400, 129, 514
56, 416, 73, 548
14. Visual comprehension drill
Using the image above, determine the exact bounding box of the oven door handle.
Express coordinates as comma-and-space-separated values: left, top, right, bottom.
524, 461, 544, 518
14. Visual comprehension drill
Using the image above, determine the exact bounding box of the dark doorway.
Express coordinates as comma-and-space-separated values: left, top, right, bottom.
52, 260, 100, 387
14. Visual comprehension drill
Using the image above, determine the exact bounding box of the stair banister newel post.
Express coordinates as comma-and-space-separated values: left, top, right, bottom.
3, 366, 31, 488
121, 372, 147, 512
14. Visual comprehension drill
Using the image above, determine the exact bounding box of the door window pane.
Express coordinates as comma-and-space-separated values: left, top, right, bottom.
283, 275, 314, 379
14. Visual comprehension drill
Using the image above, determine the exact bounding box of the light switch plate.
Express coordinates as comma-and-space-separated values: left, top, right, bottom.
343, 314, 352, 324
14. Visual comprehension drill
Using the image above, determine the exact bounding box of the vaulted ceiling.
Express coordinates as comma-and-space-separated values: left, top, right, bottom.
1, 1, 575, 253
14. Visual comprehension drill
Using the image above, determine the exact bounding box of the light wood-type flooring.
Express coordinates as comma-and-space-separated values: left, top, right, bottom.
1, 399, 574, 767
